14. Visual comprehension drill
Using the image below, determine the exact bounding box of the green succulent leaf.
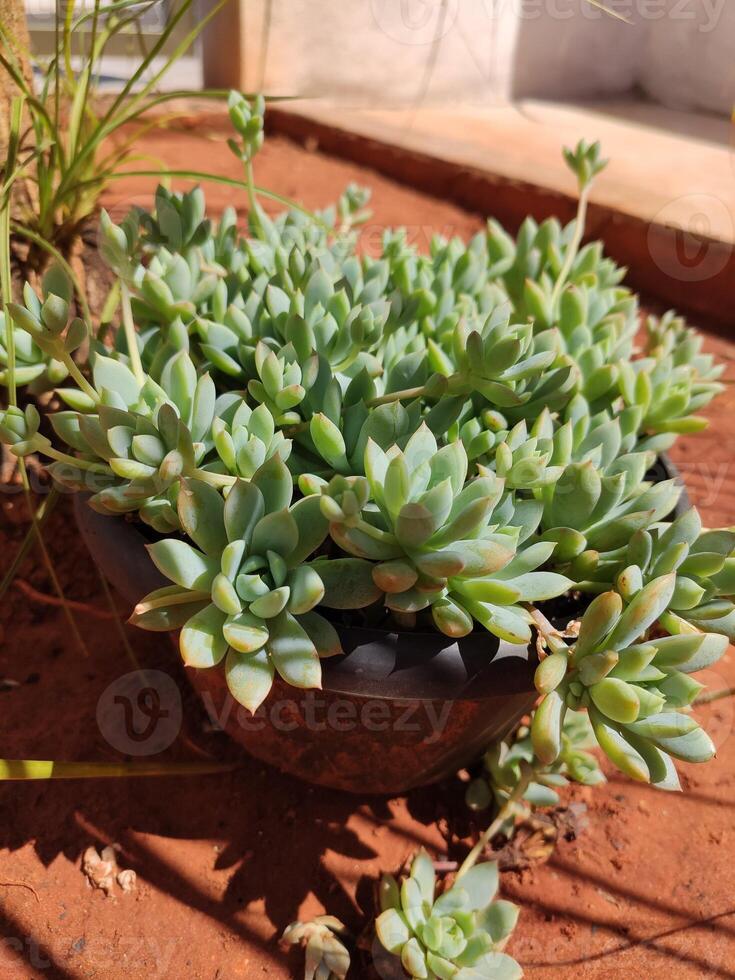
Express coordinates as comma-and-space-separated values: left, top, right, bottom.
180, 603, 228, 668
178, 479, 227, 556
225, 647, 275, 713
267, 611, 322, 689
147, 540, 219, 591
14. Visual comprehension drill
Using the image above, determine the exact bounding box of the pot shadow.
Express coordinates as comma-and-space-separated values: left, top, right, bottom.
0, 495, 452, 976
4, 496, 735, 978
0, 566, 453, 978
0, 753, 447, 975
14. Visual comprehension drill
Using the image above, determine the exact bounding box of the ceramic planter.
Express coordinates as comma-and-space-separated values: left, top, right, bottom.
72, 452, 686, 793
73, 494, 538, 794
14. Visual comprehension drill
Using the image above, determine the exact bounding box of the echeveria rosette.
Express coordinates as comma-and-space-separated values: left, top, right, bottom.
430, 302, 563, 414
130, 457, 339, 712
376, 850, 521, 980
466, 708, 605, 823
0, 265, 79, 393
618, 350, 724, 456
141, 185, 211, 255
531, 575, 728, 788
5, 284, 92, 407
312, 424, 571, 644
567, 508, 735, 641
47, 362, 220, 530
646, 310, 724, 390
539, 457, 681, 561
0, 308, 275, 530
472, 414, 565, 491
212, 394, 292, 478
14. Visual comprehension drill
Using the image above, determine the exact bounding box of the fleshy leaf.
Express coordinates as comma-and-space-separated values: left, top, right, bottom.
225, 647, 275, 712
180, 603, 228, 668
147, 540, 219, 591
267, 611, 322, 689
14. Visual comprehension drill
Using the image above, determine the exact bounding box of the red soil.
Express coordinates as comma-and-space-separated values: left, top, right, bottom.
1, 123, 734, 979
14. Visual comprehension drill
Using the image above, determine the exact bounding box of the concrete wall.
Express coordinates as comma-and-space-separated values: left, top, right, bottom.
205, 0, 733, 116
638, 0, 734, 115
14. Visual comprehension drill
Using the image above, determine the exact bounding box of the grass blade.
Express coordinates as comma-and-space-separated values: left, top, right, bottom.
0, 760, 238, 779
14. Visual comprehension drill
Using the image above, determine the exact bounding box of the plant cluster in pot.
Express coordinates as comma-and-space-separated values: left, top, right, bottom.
3, 96, 733, 795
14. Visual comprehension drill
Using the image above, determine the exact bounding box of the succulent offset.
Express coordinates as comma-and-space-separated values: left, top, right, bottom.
466, 709, 605, 825
1, 95, 729, 783
376, 850, 521, 979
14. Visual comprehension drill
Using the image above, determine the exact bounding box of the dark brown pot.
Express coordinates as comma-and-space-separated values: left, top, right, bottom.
74, 495, 538, 794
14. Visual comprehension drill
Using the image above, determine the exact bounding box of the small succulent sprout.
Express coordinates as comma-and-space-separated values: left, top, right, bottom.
281, 915, 351, 980
0, 310, 67, 390
448, 304, 558, 408
618, 351, 722, 452
100, 208, 138, 277
49, 375, 216, 526
248, 341, 306, 424
541, 456, 682, 556
130, 458, 338, 711
0, 403, 50, 457
299, 472, 371, 527
144, 185, 211, 253
483, 417, 564, 490
336, 182, 371, 227
227, 91, 266, 162
6, 274, 91, 375
562, 139, 608, 190
466, 710, 605, 826
212, 397, 292, 478
646, 310, 724, 389
131, 254, 201, 325
376, 850, 521, 980
531, 577, 728, 787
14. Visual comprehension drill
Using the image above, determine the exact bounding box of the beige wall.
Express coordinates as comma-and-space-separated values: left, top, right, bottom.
203, 0, 732, 116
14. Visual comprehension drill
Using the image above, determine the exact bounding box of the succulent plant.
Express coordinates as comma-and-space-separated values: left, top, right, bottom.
227, 91, 266, 164
2, 96, 728, 769
531, 577, 727, 787
308, 424, 572, 643
565, 507, 735, 640
618, 344, 723, 454
129, 457, 342, 711
376, 850, 521, 979
466, 709, 605, 824
0, 310, 67, 390
281, 915, 351, 980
